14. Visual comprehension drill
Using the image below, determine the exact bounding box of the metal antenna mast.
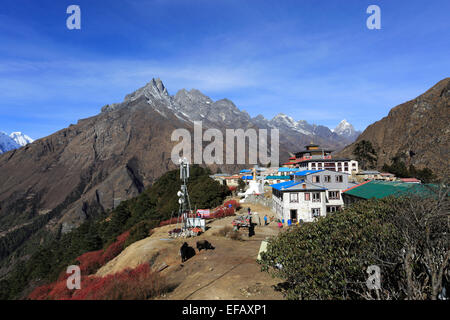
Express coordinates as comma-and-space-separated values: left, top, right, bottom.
177, 157, 192, 230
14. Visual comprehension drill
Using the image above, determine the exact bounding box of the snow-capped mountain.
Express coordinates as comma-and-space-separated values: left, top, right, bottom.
332, 119, 361, 141
0, 132, 20, 154
270, 113, 314, 136
0, 131, 34, 154
262, 113, 360, 143
10, 132, 34, 147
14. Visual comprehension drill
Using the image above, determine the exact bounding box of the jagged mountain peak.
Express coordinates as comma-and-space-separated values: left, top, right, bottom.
272, 113, 296, 125
334, 119, 351, 129
124, 77, 170, 103
174, 88, 213, 104
333, 119, 359, 140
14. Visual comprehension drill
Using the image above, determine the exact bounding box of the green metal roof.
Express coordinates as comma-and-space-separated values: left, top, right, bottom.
343, 181, 431, 199
266, 175, 290, 180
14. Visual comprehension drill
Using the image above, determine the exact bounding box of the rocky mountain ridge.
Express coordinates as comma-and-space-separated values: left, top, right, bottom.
337, 78, 450, 176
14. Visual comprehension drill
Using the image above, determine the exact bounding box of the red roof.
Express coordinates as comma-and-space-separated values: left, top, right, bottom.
342, 180, 372, 193
399, 178, 421, 183
224, 175, 240, 179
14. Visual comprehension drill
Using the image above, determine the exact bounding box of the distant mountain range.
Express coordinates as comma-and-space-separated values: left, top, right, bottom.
0, 131, 34, 154
104, 78, 360, 148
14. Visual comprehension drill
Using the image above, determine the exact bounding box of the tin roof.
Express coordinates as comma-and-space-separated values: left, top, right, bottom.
265, 175, 291, 180
278, 167, 300, 172
343, 181, 428, 199
271, 179, 326, 191
271, 180, 300, 191
293, 169, 324, 176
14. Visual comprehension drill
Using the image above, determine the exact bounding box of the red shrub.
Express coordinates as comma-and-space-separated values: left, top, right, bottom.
76, 250, 104, 274
210, 205, 235, 219
76, 231, 130, 275
46, 278, 74, 300
29, 263, 167, 300
224, 199, 239, 209
116, 231, 130, 242
102, 240, 125, 263
28, 283, 54, 300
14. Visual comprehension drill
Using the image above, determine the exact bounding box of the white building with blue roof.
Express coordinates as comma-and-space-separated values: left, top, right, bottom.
271, 169, 353, 223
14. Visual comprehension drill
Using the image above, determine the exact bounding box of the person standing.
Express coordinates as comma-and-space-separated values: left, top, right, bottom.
264, 215, 268, 226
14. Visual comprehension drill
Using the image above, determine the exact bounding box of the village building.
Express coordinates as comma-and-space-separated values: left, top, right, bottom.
222, 175, 241, 187
356, 170, 381, 180
356, 171, 398, 182
271, 169, 354, 223
342, 180, 427, 206
210, 173, 231, 185
283, 144, 359, 175
264, 175, 291, 185
380, 172, 396, 181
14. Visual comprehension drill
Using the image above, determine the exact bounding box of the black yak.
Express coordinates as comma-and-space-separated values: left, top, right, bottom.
180, 242, 196, 262
196, 240, 215, 252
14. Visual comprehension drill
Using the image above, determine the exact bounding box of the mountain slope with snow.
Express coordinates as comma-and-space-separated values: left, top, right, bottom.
332, 119, 361, 141
0, 132, 20, 154
0, 131, 34, 154
10, 132, 34, 147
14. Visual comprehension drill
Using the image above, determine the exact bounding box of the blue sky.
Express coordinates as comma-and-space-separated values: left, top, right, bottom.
0, 0, 449, 139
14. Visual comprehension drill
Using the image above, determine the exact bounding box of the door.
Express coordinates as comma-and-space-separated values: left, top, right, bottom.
290, 209, 297, 223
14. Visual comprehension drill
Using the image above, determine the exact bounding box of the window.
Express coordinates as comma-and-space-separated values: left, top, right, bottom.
324, 175, 331, 183
329, 191, 340, 200
289, 193, 298, 203
336, 175, 343, 183
312, 175, 320, 183
312, 192, 321, 202
304, 192, 310, 201
326, 206, 340, 213
312, 208, 321, 218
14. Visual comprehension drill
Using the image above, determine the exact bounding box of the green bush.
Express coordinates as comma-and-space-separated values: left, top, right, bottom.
259, 194, 449, 300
